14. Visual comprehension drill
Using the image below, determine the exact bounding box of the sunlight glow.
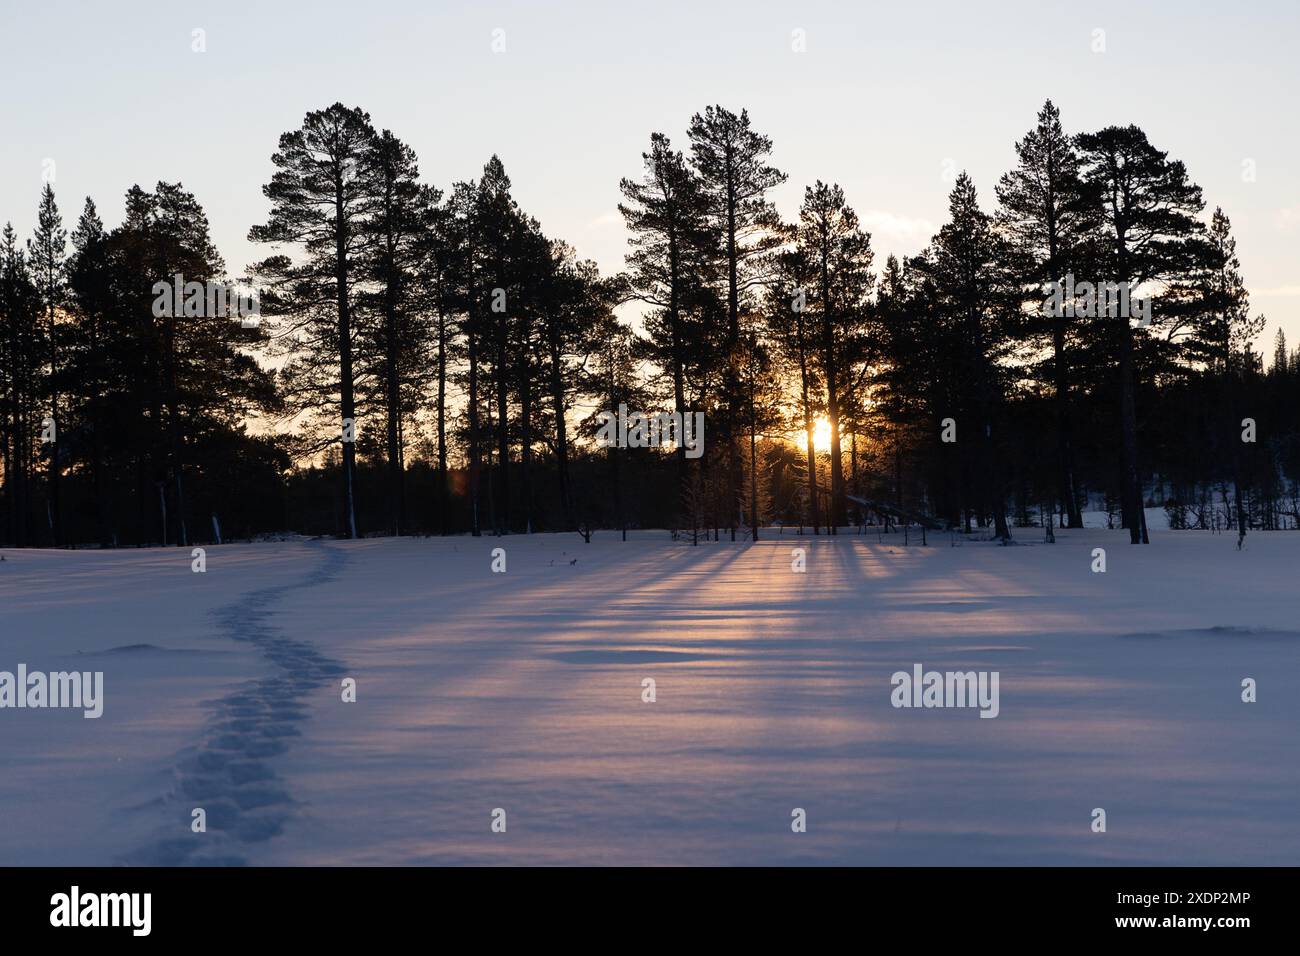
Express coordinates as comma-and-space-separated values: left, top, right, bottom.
812, 417, 832, 453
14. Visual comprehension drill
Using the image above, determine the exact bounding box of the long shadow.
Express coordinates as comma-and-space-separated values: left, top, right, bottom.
121, 540, 349, 866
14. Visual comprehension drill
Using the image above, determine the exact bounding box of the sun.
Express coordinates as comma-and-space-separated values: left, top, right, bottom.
812, 417, 831, 453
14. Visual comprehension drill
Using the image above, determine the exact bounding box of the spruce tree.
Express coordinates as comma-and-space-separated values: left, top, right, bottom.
27, 185, 67, 544
996, 101, 1093, 529
912, 173, 1015, 540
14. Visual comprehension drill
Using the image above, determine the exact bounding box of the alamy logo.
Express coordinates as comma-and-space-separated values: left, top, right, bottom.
152, 273, 261, 327
891, 663, 1000, 718
1043, 273, 1151, 326
50, 886, 151, 936
0, 664, 103, 718
594, 404, 704, 459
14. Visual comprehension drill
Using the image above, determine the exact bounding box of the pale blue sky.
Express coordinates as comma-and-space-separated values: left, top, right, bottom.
4, 0, 1298, 347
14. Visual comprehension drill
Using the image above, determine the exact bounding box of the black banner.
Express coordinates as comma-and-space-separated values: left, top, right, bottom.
0, 866, 1279, 942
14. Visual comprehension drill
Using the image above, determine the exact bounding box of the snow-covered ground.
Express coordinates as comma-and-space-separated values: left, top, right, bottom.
1, 526, 1296, 866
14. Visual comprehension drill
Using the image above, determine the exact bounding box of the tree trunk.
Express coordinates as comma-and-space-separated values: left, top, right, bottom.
436, 297, 448, 535
1052, 320, 1082, 527
383, 248, 402, 537
748, 372, 760, 542
336, 177, 358, 540
520, 353, 533, 534
1117, 323, 1145, 543
46, 298, 61, 545
495, 305, 510, 535
548, 323, 572, 530
163, 317, 188, 547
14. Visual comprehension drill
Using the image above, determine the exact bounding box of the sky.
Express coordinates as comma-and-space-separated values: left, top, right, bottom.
3, 0, 1299, 349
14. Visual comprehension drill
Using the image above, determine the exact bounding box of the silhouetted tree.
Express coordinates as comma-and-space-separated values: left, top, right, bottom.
795, 181, 875, 531
27, 185, 67, 544
619, 133, 716, 519
1077, 124, 1205, 543
996, 100, 1094, 529
688, 105, 786, 538
360, 129, 435, 536
912, 173, 1014, 539
250, 103, 380, 539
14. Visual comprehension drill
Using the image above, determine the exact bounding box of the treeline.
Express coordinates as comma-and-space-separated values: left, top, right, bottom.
1, 184, 280, 547
2, 99, 1298, 548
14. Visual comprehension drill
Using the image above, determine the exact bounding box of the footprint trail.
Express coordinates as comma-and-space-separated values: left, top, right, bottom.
122, 540, 348, 865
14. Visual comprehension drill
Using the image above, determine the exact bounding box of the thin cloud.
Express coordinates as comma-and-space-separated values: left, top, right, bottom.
859, 209, 937, 247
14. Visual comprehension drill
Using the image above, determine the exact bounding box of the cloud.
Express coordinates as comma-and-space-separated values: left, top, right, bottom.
859, 210, 936, 247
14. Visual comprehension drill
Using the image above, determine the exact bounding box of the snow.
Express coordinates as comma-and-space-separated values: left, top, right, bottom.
1, 528, 1296, 865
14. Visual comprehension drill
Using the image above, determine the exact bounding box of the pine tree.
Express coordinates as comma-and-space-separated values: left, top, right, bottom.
1, 225, 43, 546
361, 129, 435, 536
794, 181, 874, 532
444, 180, 484, 535
471, 156, 527, 534
736, 324, 782, 539
420, 190, 463, 535
66, 198, 113, 542
767, 243, 823, 532
579, 316, 648, 541
539, 243, 611, 531
688, 106, 786, 538
1076, 125, 1206, 543
250, 103, 380, 539
619, 133, 716, 519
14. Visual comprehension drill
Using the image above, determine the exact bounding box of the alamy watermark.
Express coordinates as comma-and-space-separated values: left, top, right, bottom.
1044, 273, 1151, 326
0, 664, 103, 718
891, 663, 1000, 718
50, 886, 150, 936
152, 274, 261, 327
594, 404, 704, 459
